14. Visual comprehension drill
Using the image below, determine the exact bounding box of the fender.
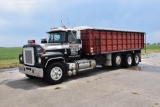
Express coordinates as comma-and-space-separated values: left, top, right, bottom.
40, 52, 65, 68
45, 57, 65, 68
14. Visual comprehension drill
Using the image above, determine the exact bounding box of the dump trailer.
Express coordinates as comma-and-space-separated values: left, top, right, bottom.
19, 26, 145, 84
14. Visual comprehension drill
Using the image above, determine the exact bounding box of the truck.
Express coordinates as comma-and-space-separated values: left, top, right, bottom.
19, 26, 145, 84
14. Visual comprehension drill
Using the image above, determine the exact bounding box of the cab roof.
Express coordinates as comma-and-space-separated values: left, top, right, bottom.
47, 27, 76, 33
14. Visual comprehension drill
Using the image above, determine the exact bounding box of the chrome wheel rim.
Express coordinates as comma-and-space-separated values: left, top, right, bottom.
135, 55, 139, 63
116, 56, 121, 65
50, 67, 62, 81
127, 56, 132, 65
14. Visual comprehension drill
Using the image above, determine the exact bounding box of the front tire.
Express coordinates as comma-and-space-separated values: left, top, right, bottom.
45, 62, 66, 85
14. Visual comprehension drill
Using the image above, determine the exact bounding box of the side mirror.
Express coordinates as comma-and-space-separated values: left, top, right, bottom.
77, 30, 81, 39
41, 38, 47, 43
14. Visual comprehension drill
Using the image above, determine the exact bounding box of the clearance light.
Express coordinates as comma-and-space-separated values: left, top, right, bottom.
42, 50, 46, 54
28, 40, 35, 44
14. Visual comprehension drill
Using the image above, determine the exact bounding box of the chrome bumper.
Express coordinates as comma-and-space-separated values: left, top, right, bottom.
19, 65, 43, 78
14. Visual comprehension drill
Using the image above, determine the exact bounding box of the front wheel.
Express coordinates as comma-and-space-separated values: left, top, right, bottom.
45, 62, 66, 84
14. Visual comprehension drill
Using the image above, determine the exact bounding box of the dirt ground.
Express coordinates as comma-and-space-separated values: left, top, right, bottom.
0, 53, 160, 107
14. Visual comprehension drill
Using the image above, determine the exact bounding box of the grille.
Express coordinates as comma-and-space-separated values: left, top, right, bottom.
25, 50, 32, 64
23, 47, 35, 65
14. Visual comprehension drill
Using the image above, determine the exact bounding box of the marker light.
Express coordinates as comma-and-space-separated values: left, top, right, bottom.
28, 40, 35, 44
42, 50, 46, 54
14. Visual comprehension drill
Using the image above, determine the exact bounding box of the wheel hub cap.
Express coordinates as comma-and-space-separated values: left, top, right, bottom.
50, 67, 62, 81
116, 56, 121, 65
128, 56, 132, 65
135, 55, 139, 63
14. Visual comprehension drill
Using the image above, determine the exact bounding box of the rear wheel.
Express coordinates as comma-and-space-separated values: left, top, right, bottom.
133, 53, 140, 66
112, 53, 122, 68
45, 62, 66, 84
123, 53, 133, 68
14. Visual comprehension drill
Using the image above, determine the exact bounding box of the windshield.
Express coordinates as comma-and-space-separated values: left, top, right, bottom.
48, 31, 66, 43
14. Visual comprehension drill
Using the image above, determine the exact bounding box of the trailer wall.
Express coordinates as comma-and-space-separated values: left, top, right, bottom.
81, 29, 145, 54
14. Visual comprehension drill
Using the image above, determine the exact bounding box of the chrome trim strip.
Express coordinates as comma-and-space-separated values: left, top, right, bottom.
45, 57, 65, 68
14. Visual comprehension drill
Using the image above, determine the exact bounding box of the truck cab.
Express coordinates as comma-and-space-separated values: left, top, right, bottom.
19, 27, 96, 84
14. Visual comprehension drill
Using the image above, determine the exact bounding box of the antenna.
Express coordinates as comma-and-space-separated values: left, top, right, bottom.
61, 20, 67, 29
67, 17, 69, 27
61, 20, 64, 28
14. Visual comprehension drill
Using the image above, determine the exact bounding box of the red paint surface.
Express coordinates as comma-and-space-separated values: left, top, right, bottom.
81, 29, 145, 53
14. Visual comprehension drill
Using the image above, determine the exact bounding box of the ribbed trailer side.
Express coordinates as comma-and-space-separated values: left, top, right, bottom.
81, 29, 145, 54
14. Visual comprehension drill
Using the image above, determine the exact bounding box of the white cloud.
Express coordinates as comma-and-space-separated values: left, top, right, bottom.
0, 0, 33, 14
0, 0, 87, 15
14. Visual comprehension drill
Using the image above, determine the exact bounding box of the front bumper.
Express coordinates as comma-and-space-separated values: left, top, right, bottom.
19, 65, 43, 78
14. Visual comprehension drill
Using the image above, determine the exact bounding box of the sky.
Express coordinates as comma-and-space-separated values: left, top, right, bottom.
0, 0, 160, 47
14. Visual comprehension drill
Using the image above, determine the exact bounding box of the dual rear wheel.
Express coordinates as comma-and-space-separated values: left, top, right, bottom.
112, 53, 140, 68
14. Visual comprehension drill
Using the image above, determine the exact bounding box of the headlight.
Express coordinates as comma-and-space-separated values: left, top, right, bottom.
38, 57, 41, 64
20, 56, 23, 61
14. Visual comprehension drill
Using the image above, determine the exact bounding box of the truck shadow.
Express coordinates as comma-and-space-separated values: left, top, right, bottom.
65, 66, 116, 81
5, 66, 116, 90
5, 78, 48, 90
6, 64, 159, 90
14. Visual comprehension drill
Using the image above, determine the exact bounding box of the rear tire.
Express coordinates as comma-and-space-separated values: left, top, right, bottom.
112, 53, 122, 68
123, 53, 133, 68
45, 62, 66, 85
133, 53, 140, 66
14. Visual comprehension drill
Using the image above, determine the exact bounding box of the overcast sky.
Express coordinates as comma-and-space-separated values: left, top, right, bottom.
0, 0, 160, 47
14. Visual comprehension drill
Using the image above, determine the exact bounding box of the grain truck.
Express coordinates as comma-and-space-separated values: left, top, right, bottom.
19, 26, 145, 84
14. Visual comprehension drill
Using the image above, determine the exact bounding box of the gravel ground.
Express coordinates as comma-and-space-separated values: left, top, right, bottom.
0, 53, 160, 107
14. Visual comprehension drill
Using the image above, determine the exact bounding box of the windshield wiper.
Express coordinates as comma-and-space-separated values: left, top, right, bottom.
71, 31, 76, 39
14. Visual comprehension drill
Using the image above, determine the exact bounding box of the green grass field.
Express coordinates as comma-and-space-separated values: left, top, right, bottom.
142, 44, 160, 53
0, 45, 160, 68
0, 47, 22, 68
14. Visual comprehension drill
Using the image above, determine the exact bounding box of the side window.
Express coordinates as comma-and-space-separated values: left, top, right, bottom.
68, 31, 77, 43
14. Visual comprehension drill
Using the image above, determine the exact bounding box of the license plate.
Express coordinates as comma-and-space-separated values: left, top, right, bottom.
26, 67, 31, 71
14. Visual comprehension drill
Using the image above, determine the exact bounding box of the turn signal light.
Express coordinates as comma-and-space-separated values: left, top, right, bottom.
42, 50, 46, 54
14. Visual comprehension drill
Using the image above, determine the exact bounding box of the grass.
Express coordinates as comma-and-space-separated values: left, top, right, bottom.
142, 44, 160, 53
131, 92, 141, 95
54, 87, 61, 90
0, 59, 20, 68
0, 47, 22, 60
0, 47, 22, 68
